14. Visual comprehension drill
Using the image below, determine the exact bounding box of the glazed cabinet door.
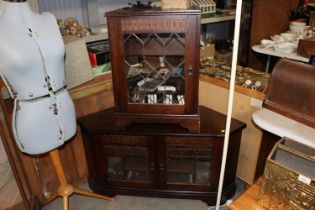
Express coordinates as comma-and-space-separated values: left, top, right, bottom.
92, 134, 157, 189
158, 136, 223, 191
108, 14, 200, 115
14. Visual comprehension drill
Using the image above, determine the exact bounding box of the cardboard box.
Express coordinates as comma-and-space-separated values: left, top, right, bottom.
214, 51, 232, 65
200, 44, 215, 59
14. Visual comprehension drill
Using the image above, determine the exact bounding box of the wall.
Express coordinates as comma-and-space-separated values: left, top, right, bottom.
38, 0, 150, 26
199, 81, 263, 184
248, 0, 291, 70
39, 0, 89, 25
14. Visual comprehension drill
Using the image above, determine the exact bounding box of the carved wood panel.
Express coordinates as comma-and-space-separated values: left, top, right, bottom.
121, 18, 187, 33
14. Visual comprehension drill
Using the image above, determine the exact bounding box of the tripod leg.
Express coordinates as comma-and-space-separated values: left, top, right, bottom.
63, 195, 69, 210
49, 149, 113, 209
74, 187, 114, 201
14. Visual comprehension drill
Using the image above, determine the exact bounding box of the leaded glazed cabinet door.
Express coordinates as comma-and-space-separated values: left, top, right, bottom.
158, 136, 223, 191
106, 8, 201, 132
98, 134, 157, 189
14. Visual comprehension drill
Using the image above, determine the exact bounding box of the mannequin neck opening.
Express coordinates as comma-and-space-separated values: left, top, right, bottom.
3, 0, 28, 2
1, 0, 34, 21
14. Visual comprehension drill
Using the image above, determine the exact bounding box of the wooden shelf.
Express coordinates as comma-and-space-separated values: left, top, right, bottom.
69, 73, 112, 100
124, 158, 148, 172
168, 159, 195, 173
199, 74, 266, 100
201, 14, 235, 24
104, 146, 147, 157
84, 33, 109, 43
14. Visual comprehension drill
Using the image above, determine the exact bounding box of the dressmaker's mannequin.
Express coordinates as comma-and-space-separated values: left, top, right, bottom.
0, 0, 76, 155
0, 1, 113, 209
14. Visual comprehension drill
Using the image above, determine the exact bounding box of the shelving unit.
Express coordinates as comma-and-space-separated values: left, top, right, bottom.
201, 13, 235, 24
200, 10, 236, 49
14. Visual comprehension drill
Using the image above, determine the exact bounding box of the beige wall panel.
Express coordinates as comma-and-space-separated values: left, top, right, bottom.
199, 81, 263, 184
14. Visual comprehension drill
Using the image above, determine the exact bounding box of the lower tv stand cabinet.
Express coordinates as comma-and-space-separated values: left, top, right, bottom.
78, 106, 246, 205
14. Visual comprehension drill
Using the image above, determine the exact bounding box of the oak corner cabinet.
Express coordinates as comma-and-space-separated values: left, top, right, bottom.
78, 106, 246, 205
106, 8, 201, 132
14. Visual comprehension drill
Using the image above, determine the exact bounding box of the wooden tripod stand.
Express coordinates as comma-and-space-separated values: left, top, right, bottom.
49, 149, 113, 210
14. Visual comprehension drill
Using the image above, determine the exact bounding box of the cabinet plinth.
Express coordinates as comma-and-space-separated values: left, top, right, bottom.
78, 106, 246, 205
106, 8, 201, 132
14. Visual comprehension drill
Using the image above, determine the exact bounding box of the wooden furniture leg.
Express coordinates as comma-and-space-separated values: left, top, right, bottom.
63, 196, 69, 210
49, 149, 113, 210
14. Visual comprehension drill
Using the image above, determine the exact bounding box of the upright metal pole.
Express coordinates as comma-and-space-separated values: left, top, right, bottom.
215, 0, 243, 209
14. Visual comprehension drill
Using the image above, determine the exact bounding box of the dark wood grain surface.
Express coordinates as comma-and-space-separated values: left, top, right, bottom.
264, 58, 315, 129
106, 8, 201, 132
79, 105, 246, 205
78, 106, 245, 136
105, 7, 201, 17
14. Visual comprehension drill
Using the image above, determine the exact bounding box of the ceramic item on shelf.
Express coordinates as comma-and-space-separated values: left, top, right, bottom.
242, 79, 252, 88
76, 25, 89, 37
289, 24, 305, 34
235, 76, 245, 85
64, 17, 79, 29
260, 39, 275, 48
290, 21, 306, 27
220, 64, 230, 70
271, 35, 286, 43
69, 26, 78, 36
280, 32, 297, 41
252, 81, 262, 90
260, 39, 275, 45
301, 26, 312, 39
289, 22, 306, 34
215, 74, 229, 82
57, 19, 67, 35
274, 42, 297, 54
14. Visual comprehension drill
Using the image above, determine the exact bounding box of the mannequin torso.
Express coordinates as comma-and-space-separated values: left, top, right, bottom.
0, 0, 76, 155
0, 1, 65, 99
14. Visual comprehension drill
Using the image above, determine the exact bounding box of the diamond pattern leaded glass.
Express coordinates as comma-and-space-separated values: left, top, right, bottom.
124, 33, 185, 105
105, 144, 149, 182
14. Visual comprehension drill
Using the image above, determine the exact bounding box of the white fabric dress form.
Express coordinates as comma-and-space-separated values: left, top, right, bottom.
0, 0, 76, 155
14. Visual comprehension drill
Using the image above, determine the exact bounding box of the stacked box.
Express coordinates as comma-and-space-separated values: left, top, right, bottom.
86, 39, 111, 75
258, 137, 315, 210
86, 40, 110, 67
